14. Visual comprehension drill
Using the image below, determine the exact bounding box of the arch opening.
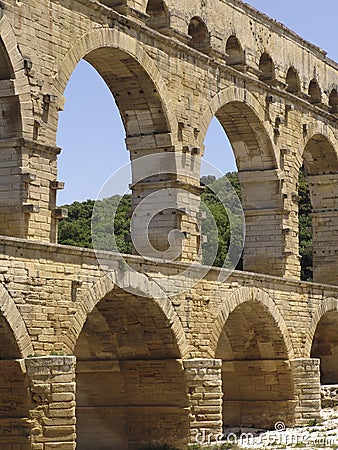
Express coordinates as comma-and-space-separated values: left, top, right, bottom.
202, 100, 282, 275
56, 59, 130, 207
0, 314, 22, 359
311, 311, 338, 384
214, 101, 276, 172
225, 35, 245, 67
308, 79, 321, 104
74, 287, 189, 449
298, 166, 313, 281
83, 47, 169, 138
303, 134, 338, 176
0, 37, 14, 80
0, 314, 31, 446
302, 134, 338, 283
329, 89, 338, 114
216, 301, 294, 429
146, 0, 169, 31
188, 17, 210, 53
0, 37, 21, 139
201, 116, 240, 269
57, 46, 172, 253
259, 52, 275, 82
286, 67, 300, 94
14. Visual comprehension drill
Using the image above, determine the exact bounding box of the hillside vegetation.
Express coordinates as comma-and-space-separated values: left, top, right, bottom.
58, 170, 312, 280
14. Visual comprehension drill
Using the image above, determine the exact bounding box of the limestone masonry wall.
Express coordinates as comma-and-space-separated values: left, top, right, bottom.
0, 0, 337, 448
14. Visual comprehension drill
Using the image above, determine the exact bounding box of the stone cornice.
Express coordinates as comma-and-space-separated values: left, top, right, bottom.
0, 234, 337, 294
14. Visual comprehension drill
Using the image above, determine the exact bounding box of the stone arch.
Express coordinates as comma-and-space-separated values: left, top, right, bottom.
70, 272, 188, 358
0, 16, 31, 138
201, 86, 277, 168
0, 284, 33, 446
201, 87, 284, 276
306, 297, 338, 355
308, 79, 322, 104
329, 88, 338, 113
0, 15, 30, 89
302, 127, 338, 283
0, 283, 33, 358
211, 287, 295, 429
146, 0, 170, 31
188, 16, 210, 54
210, 286, 294, 358
0, 36, 14, 80
307, 298, 338, 384
286, 66, 301, 94
72, 273, 190, 449
303, 122, 338, 153
225, 35, 245, 67
259, 52, 275, 82
56, 27, 178, 139
303, 128, 338, 175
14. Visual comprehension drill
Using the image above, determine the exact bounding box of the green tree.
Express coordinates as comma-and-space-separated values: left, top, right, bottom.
298, 167, 313, 281
58, 170, 313, 280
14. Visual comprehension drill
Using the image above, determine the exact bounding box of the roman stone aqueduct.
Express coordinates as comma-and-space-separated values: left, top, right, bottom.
0, 0, 338, 448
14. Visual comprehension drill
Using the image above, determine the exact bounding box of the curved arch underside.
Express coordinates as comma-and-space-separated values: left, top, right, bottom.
215, 101, 276, 171
84, 47, 169, 138
0, 36, 21, 139
0, 314, 31, 446
216, 301, 294, 429
216, 301, 289, 361
311, 311, 338, 384
75, 287, 189, 449
303, 134, 338, 175
0, 315, 22, 359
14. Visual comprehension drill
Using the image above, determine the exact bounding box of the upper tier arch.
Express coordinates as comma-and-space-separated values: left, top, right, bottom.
201, 86, 278, 171
56, 27, 178, 140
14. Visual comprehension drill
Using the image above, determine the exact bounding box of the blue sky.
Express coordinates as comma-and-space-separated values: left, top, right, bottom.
56, 1, 338, 204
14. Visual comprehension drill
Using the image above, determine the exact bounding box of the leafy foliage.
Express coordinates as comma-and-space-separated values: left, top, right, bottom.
58, 196, 132, 253
298, 167, 313, 281
58, 170, 313, 280
201, 172, 243, 268
58, 200, 94, 248
91, 194, 132, 254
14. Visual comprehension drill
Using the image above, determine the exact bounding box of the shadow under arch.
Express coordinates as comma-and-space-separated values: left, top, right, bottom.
308, 79, 322, 105
302, 124, 338, 284
259, 52, 275, 83
210, 287, 294, 359
0, 16, 28, 139
188, 16, 211, 54
70, 272, 189, 357
71, 273, 190, 449
0, 283, 34, 445
200, 86, 278, 170
56, 27, 178, 140
225, 34, 245, 67
146, 0, 170, 32
306, 298, 338, 384
0, 283, 33, 358
210, 287, 295, 429
286, 66, 301, 94
303, 127, 338, 175
329, 88, 338, 113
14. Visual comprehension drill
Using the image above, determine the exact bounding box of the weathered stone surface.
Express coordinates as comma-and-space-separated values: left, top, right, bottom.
0, 0, 337, 448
